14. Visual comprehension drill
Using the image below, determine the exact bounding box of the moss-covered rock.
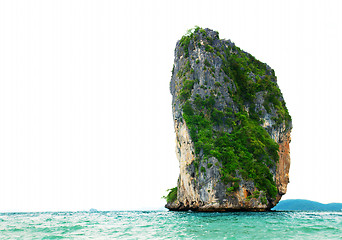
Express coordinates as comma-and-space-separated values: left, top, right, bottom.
166, 27, 292, 211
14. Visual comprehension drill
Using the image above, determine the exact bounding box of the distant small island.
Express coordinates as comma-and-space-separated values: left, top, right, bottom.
272, 199, 342, 211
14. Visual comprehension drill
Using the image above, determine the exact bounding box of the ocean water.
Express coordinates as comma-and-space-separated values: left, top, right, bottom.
0, 211, 341, 239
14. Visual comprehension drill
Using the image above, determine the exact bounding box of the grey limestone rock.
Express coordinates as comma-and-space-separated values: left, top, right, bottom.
166, 27, 292, 212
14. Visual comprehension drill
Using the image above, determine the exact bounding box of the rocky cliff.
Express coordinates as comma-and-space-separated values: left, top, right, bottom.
165, 27, 292, 211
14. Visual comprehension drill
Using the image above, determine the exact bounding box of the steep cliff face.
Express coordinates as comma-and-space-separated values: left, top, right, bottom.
166, 27, 292, 211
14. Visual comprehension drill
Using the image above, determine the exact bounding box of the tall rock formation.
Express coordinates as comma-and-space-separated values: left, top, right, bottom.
166, 27, 292, 211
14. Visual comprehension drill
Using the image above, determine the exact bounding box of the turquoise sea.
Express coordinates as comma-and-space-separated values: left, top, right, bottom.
0, 211, 341, 239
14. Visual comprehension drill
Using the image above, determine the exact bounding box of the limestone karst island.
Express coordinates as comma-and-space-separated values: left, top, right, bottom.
165, 27, 292, 211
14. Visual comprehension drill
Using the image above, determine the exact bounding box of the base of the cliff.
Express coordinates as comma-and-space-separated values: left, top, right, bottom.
165, 203, 272, 212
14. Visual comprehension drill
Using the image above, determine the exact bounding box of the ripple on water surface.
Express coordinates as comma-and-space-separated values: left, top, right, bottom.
0, 211, 341, 239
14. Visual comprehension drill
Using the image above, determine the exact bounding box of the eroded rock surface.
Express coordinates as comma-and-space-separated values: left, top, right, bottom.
166, 27, 292, 211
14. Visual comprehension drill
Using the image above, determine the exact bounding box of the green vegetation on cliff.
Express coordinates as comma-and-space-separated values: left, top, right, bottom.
163, 187, 177, 204
183, 100, 278, 198
176, 27, 291, 200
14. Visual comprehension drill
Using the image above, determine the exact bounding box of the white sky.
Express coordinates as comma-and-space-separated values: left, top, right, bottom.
0, 0, 341, 212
